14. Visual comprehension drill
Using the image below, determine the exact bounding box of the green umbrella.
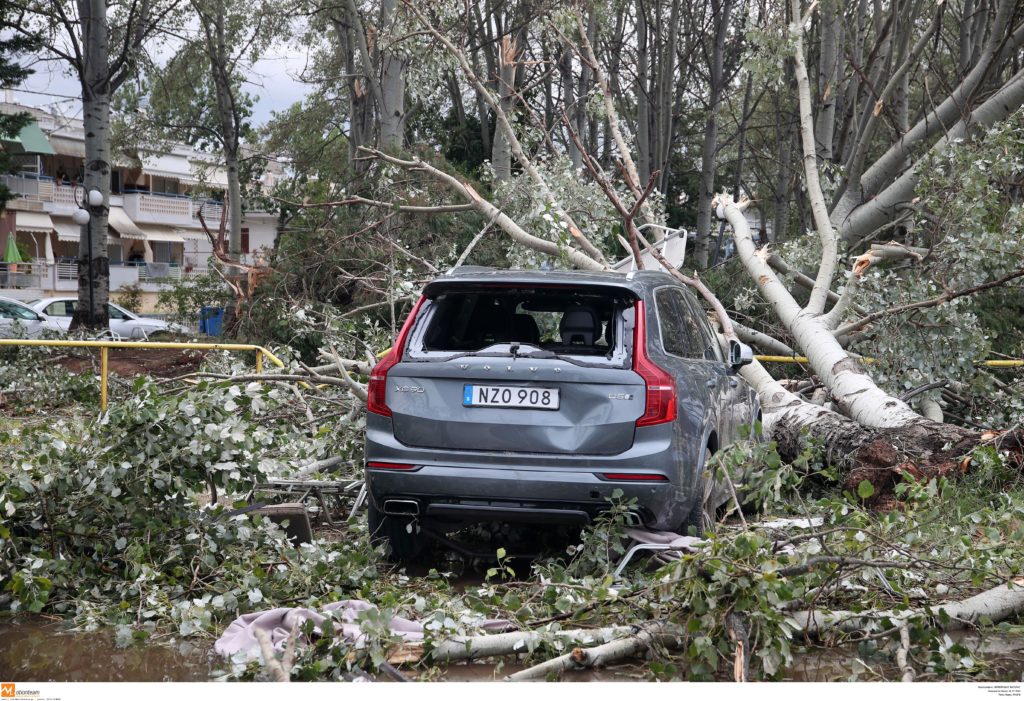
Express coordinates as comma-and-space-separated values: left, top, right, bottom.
3, 233, 23, 271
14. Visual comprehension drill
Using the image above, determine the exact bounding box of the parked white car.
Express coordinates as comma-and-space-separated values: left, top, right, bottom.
0, 297, 64, 338
29, 297, 189, 339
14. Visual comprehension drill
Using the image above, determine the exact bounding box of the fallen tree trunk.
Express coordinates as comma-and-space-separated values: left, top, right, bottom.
388, 625, 639, 664
740, 357, 1022, 502
504, 622, 684, 681
789, 580, 1024, 637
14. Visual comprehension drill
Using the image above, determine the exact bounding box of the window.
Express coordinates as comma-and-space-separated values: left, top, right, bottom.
150, 176, 179, 194
655, 288, 705, 359
45, 300, 76, 317
152, 241, 173, 263
241, 228, 250, 254
0, 301, 39, 321
680, 291, 724, 362
107, 304, 129, 320
419, 287, 629, 356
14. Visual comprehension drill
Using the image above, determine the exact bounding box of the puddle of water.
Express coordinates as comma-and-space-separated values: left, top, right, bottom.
437, 661, 647, 682
786, 632, 1024, 682
0, 617, 219, 682
4, 612, 1020, 682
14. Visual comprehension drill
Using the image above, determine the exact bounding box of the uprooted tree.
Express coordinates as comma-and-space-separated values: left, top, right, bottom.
328, 0, 1024, 502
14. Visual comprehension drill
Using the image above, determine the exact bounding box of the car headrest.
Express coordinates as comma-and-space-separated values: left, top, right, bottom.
560, 306, 600, 345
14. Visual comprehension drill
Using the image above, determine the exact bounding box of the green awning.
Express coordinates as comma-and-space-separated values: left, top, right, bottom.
0, 120, 55, 155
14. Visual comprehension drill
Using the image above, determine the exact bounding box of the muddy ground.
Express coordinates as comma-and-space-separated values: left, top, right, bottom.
56, 347, 209, 378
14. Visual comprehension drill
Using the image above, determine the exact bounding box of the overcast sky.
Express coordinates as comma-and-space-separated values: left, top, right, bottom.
11, 44, 314, 130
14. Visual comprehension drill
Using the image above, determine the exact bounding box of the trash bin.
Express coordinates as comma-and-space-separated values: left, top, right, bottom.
200, 306, 225, 336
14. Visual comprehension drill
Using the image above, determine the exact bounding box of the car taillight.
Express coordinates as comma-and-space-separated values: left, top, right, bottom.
366, 461, 419, 470
632, 300, 677, 427
367, 296, 426, 417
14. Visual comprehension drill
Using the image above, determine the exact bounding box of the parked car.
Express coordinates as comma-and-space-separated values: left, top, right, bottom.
364, 268, 759, 560
0, 296, 64, 338
28, 297, 189, 338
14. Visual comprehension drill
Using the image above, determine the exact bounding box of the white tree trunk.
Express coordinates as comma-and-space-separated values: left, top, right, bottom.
491, 37, 516, 182
720, 198, 923, 428
379, 0, 405, 151
72, 0, 112, 330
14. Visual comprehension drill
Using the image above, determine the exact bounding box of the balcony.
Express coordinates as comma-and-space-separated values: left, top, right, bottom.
122, 190, 193, 226
1, 173, 53, 205
1, 176, 233, 228
6, 259, 212, 295
0, 260, 48, 290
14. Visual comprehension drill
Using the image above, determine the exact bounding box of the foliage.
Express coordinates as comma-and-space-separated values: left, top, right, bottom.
114, 283, 144, 314
156, 270, 233, 329
0, 348, 372, 637
0, 0, 40, 210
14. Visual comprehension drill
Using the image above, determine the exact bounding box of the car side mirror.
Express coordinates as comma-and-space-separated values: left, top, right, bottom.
729, 340, 754, 371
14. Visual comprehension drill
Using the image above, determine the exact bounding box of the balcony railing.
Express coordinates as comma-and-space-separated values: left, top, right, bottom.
56, 262, 77, 281
193, 199, 224, 224
123, 189, 193, 220
2, 176, 241, 225
0, 261, 48, 289
53, 183, 78, 207
1, 173, 53, 203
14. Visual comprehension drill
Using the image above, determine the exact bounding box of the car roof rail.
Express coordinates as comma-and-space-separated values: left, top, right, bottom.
444, 265, 495, 276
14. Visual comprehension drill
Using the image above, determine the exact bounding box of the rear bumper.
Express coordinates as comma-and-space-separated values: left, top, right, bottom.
365, 414, 696, 530
366, 464, 684, 530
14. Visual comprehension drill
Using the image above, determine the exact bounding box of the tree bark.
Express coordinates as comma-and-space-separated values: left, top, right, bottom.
491, 37, 516, 182
71, 0, 112, 331
378, 0, 405, 151
197, 4, 243, 263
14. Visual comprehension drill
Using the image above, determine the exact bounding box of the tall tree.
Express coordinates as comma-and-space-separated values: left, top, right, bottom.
0, 0, 39, 210
8, 0, 181, 329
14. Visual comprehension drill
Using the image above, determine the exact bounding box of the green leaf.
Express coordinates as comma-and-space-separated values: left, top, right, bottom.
857, 480, 875, 500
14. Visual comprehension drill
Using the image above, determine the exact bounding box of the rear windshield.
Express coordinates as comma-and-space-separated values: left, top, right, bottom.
414, 287, 634, 358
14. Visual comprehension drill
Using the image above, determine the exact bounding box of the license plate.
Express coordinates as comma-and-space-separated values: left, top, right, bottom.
463, 384, 560, 410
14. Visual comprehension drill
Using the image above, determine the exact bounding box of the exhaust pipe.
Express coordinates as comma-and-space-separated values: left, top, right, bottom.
623, 511, 643, 527
382, 499, 420, 517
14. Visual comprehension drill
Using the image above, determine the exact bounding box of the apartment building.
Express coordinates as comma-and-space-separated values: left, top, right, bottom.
0, 100, 281, 311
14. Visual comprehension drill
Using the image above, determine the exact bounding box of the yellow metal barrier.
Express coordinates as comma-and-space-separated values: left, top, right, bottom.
0, 339, 285, 411
755, 354, 1023, 368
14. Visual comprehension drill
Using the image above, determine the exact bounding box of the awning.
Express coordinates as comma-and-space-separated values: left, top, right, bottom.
136, 224, 186, 243
141, 152, 190, 181
53, 217, 120, 247
107, 206, 146, 240
187, 160, 229, 187
53, 218, 83, 242
46, 134, 86, 158
1, 121, 55, 155
15, 211, 54, 233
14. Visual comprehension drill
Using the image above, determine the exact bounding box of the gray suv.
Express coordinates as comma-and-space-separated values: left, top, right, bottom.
364, 268, 759, 559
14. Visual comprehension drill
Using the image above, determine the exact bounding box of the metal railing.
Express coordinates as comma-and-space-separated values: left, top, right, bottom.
0, 261, 48, 289
0, 339, 285, 411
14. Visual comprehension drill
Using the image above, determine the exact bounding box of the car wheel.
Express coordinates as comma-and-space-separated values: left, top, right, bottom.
679, 443, 717, 536
367, 500, 426, 562
680, 491, 707, 536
